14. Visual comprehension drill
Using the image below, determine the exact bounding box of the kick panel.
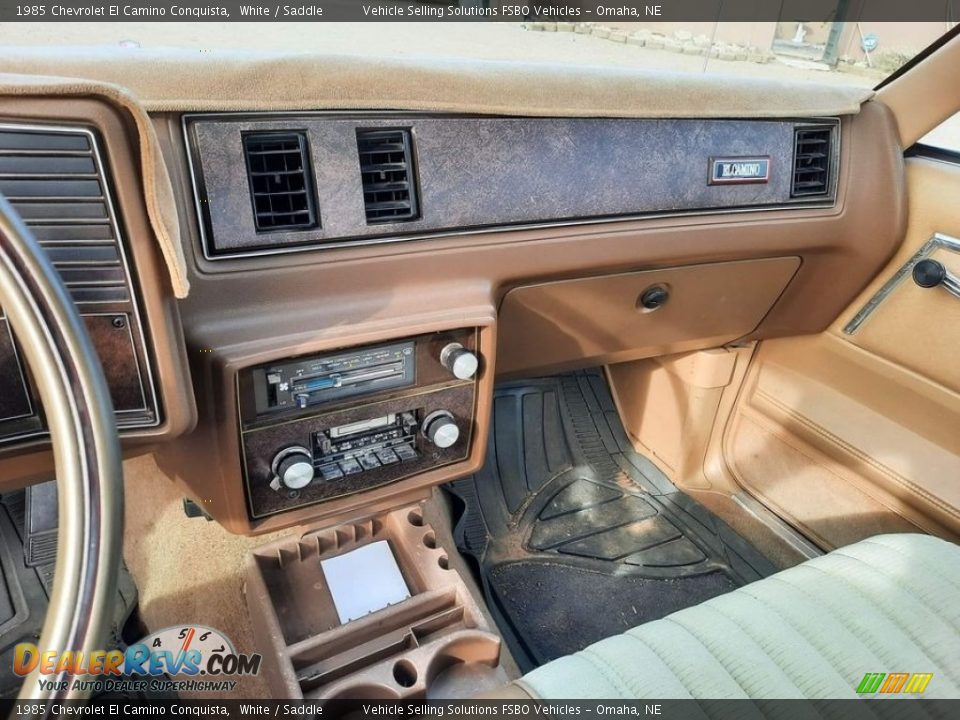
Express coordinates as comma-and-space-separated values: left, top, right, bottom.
238, 328, 479, 518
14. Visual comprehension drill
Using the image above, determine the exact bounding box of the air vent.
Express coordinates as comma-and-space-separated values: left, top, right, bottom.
243, 133, 317, 232
356, 129, 419, 223
791, 125, 833, 198
0, 128, 130, 305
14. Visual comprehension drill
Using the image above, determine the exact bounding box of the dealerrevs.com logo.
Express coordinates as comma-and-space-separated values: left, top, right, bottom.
13, 625, 261, 695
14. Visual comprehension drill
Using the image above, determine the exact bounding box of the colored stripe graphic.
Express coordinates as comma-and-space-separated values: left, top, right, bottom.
904, 673, 933, 694
857, 673, 886, 694
880, 672, 909, 693
857, 671, 932, 694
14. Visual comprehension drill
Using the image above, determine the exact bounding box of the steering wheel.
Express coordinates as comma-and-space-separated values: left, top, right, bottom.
0, 194, 123, 705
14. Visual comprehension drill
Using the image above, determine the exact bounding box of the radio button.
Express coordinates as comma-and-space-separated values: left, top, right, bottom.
358, 453, 381, 470
395, 444, 418, 462
339, 458, 363, 475
376, 448, 400, 465
319, 464, 344, 482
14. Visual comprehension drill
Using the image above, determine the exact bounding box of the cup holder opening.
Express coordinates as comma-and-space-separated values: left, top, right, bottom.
438, 555, 449, 570
393, 659, 418, 688
407, 509, 424, 527
423, 635, 504, 699
422, 532, 437, 549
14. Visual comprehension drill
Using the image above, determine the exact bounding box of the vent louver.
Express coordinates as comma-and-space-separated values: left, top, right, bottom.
356, 129, 419, 223
243, 133, 317, 232
0, 128, 131, 304
791, 126, 833, 198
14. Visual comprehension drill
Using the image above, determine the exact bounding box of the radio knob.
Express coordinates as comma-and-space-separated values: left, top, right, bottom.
272, 447, 314, 490
440, 343, 479, 380
423, 411, 460, 449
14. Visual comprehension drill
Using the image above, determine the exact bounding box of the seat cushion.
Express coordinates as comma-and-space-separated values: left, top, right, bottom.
519, 534, 960, 699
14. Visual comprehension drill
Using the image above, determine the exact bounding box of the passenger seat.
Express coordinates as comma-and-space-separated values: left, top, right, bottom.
505, 534, 960, 699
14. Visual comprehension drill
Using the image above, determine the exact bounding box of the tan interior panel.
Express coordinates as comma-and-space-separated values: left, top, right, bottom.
728, 410, 923, 550
728, 336, 960, 545
848, 240, 960, 393
498, 257, 800, 377
606, 346, 822, 570
716, 155, 960, 550
876, 32, 960, 148
607, 349, 740, 483
838, 158, 960, 394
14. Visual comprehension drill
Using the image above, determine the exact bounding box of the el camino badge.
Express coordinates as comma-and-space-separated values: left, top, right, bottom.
709, 157, 771, 185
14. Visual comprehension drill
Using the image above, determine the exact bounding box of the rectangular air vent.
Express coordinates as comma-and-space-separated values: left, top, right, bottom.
0, 128, 131, 305
243, 133, 317, 232
0, 124, 158, 434
791, 125, 833, 198
356, 129, 419, 223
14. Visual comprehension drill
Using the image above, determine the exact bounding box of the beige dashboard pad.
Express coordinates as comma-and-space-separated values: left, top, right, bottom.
0, 50, 874, 299
0, 48, 873, 117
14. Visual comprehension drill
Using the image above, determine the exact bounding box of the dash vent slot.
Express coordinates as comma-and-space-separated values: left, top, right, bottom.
0, 128, 130, 305
243, 133, 317, 232
0, 123, 158, 434
791, 125, 833, 198
356, 129, 419, 224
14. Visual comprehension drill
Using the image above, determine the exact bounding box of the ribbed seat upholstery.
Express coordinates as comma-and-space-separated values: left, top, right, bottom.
518, 534, 960, 699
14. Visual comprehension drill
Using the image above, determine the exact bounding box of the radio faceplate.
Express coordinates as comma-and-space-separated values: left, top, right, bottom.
251, 341, 415, 416
237, 329, 479, 519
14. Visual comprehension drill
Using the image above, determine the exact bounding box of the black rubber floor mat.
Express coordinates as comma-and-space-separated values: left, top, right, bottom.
0, 483, 142, 699
448, 369, 776, 671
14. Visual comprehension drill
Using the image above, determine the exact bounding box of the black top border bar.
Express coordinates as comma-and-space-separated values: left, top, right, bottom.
0, 0, 959, 23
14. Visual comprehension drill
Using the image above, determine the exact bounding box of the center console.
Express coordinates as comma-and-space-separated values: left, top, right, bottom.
236, 327, 508, 700
246, 504, 508, 700
237, 328, 480, 520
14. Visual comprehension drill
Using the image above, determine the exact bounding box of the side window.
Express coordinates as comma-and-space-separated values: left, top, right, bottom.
917, 112, 960, 154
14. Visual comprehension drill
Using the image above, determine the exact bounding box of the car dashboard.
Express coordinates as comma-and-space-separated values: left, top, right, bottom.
0, 53, 905, 535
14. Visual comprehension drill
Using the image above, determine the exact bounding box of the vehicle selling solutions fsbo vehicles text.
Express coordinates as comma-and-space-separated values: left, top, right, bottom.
357, 5, 663, 18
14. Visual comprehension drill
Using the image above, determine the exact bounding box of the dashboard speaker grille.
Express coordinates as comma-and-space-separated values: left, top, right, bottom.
243, 133, 317, 232
791, 126, 833, 198
356, 129, 419, 223
0, 127, 132, 304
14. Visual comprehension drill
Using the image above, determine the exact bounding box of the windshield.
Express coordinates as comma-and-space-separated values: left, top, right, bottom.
1, 20, 953, 92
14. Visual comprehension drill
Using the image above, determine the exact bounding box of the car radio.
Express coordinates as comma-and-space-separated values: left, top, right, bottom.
237, 329, 480, 518
250, 341, 415, 415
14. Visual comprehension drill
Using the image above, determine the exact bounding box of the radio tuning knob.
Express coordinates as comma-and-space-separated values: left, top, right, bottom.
422, 411, 460, 449
271, 446, 314, 490
440, 342, 479, 380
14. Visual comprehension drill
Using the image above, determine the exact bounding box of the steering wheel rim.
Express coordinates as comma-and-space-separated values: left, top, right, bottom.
0, 194, 123, 704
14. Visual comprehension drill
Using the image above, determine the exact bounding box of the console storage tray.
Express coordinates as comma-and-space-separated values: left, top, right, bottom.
246, 505, 506, 700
